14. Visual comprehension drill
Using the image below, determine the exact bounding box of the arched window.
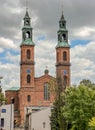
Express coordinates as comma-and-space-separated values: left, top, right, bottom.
63, 76, 67, 88
62, 34, 66, 41
62, 23, 65, 27
26, 31, 30, 38
44, 83, 50, 100
63, 51, 67, 61
57, 52, 59, 62
64, 76, 67, 88
27, 75, 31, 84
27, 49, 31, 59
27, 95, 31, 102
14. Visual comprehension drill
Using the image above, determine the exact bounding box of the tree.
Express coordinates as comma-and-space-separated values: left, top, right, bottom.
62, 85, 95, 130
88, 117, 95, 130
50, 77, 67, 130
0, 92, 6, 105
79, 79, 95, 88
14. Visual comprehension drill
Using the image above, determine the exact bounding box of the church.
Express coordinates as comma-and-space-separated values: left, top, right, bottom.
5, 8, 71, 126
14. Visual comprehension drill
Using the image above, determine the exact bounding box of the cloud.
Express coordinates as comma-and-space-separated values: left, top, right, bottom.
0, 0, 95, 90
0, 62, 20, 90
5, 52, 20, 64
71, 41, 95, 84
35, 40, 56, 77
0, 48, 4, 53
0, 37, 18, 50
73, 27, 95, 39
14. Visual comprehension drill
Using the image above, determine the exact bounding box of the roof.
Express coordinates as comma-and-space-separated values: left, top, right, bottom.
7, 87, 20, 91
24, 9, 30, 19
21, 39, 35, 46
56, 41, 70, 48
60, 11, 65, 21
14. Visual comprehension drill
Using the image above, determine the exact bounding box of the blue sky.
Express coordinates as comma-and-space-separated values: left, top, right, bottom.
70, 39, 91, 48
0, 0, 95, 90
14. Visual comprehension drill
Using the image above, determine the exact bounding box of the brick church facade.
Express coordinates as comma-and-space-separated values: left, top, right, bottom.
5, 9, 71, 126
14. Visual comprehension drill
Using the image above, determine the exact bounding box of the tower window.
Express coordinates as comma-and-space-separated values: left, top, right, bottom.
26, 20, 29, 25
27, 49, 31, 59
27, 95, 31, 102
58, 34, 60, 41
63, 51, 67, 61
26, 31, 30, 38
57, 52, 59, 62
44, 83, 50, 100
63, 76, 67, 88
62, 34, 66, 41
27, 75, 31, 83
62, 23, 65, 27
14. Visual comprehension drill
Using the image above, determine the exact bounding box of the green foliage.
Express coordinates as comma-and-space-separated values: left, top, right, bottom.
63, 85, 95, 130
88, 117, 95, 130
50, 79, 95, 130
50, 76, 67, 130
0, 92, 6, 105
80, 79, 95, 89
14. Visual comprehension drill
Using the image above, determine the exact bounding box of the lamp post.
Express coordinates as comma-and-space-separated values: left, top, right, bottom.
0, 77, 3, 130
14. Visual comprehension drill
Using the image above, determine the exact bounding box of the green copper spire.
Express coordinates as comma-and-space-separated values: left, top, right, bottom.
56, 11, 70, 48
25, 8, 30, 18
21, 9, 35, 46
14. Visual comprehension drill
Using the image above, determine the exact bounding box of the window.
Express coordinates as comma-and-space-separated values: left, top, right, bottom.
62, 34, 66, 41
27, 95, 31, 102
27, 75, 31, 83
44, 83, 50, 100
63, 51, 67, 61
58, 34, 61, 42
27, 49, 31, 59
1, 118, 4, 127
57, 52, 59, 62
63, 76, 67, 88
62, 23, 65, 27
43, 122, 46, 128
26, 31, 30, 38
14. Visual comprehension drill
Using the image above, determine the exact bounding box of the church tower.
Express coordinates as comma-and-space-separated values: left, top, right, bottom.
56, 11, 71, 88
20, 9, 35, 88
19, 9, 35, 125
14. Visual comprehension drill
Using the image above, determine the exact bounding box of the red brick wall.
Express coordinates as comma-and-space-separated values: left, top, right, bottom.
19, 73, 54, 125
20, 45, 35, 88
5, 90, 19, 111
56, 47, 71, 86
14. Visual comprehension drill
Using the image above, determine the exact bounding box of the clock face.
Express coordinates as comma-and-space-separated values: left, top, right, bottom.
27, 69, 31, 74
63, 70, 67, 75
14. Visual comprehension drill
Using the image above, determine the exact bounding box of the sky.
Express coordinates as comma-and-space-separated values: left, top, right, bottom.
0, 0, 95, 90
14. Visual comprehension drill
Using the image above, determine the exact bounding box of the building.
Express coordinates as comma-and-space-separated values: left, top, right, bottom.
31, 107, 51, 130
0, 104, 14, 130
5, 8, 70, 126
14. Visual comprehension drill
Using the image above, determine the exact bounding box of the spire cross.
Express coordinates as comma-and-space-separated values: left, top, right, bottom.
46, 66, 48, 69
26, 0, 28, 10
62, 0, 64, 14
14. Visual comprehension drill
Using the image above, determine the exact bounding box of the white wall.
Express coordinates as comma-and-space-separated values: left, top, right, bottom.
31, 107, 51, 130
0, 104, 14, 130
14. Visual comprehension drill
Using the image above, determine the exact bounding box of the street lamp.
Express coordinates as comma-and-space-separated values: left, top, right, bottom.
10, 97, 15, 130
0, 77, 3, 130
